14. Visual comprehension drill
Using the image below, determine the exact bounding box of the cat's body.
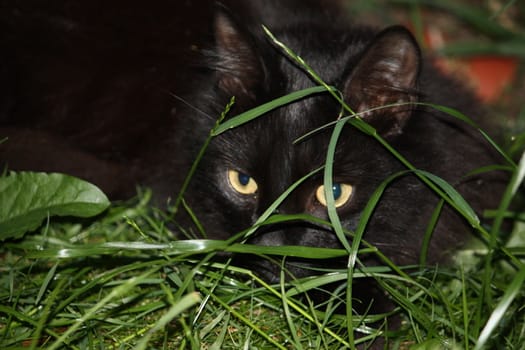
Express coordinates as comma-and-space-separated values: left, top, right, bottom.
0, 1, 510, 344
0, 0, 219, 197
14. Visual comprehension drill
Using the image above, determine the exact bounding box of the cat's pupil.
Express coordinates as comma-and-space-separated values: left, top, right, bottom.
238, 173, 251, 186
332, 183, 342, 200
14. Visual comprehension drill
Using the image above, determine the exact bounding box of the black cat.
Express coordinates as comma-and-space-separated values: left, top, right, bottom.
165, 2, 509, 279
0, 0, 510, 344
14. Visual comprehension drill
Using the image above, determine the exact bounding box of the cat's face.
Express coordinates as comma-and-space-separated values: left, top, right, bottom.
170, 11, 427, 280
199, 99, 386, 229
190, 100, 411, 280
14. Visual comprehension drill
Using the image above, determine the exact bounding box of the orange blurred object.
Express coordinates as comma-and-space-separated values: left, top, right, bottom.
418, 24, 518, 103
461, 56, 518, 102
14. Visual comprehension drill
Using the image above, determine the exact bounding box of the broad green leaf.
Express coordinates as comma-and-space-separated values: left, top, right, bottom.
0, 171, 110, 240
424, 102, 515, 167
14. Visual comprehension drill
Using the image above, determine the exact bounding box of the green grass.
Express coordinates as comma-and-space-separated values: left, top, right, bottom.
2, 1, 525, 349
1, 186, 525, 349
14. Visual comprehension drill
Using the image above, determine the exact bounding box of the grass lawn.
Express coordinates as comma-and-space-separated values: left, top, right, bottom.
2, 184, 525, 349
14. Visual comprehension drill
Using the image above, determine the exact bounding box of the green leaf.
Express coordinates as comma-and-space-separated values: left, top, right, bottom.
0, 171, 110, 240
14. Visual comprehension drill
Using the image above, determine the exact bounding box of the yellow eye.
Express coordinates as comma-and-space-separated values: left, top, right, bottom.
228, 169, 258, 195
316, 183, 353, 208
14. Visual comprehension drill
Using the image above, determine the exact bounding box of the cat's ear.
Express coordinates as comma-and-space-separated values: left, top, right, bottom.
344, 26, 421, 136
213, 8, 262, 98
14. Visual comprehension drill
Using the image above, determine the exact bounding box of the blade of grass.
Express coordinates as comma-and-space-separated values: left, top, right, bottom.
213, 86, 334, 135
476, 150, 525, 342
280, 260, 303, 350
208, 312, 230, 350
424, 103, 516, 167
226, 167, 324, 244
199, 310, 227, 339
202, 286, 289, 350
35, 262, 58, 306
0, 305, 69, 348
47, 268, 159, 350
247, 271, 352, 348
30, 274, 68, 350
24, 239, 349, 259
171, 96, 235, 214
323, 119, 351, 252
419, 199, 444, 266
461, 265, 470, 350
491, 149, 525, 242
133, 292, 201, 350
474, 265, 525, 350
417, 170, 479, 224
262, 25, 349, 111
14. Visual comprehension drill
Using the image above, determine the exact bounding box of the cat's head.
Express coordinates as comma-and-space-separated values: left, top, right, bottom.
170, 8, 481, 281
